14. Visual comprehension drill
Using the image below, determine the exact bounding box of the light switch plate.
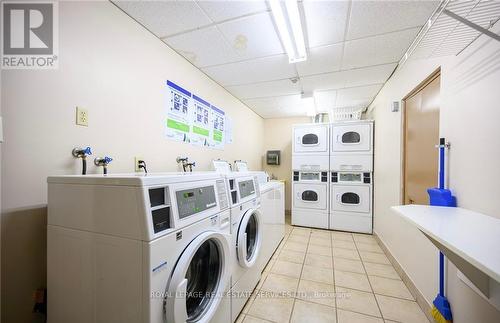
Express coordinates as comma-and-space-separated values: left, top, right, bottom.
76, 107, 88, 126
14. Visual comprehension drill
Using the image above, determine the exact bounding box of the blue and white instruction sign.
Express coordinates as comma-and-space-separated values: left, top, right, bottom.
166, 81, 192, 143
211, 105, 225, 150
191, 94, 212, 147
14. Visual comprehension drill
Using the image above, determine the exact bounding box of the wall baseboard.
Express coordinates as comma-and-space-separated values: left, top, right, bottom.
373, 231, 434, 322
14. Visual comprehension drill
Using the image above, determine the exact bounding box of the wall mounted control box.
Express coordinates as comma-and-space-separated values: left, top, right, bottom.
266, 150, 281, 165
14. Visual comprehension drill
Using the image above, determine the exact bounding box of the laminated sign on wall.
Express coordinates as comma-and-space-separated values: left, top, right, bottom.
165, 80, 227, 150
166, 81, 192, 143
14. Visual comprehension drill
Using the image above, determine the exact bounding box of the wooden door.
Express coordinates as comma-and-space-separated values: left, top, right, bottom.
403, 73, 440, 205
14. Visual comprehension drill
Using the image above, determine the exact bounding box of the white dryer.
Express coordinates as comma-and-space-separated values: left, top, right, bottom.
224, 173, 263, 322
330, 120, 373, 172
330, 171, 373, 233
292, 170, 329, 229
292, 123, 329, 171
47, 173, 232, 323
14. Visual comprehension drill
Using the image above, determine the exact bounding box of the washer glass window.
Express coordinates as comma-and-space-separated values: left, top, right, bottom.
185, 239, 221, 322
245, 213, 258, 261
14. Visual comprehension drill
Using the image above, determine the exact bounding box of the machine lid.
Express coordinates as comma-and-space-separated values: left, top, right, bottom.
165, 231, 230, 323
237, 208, 262, 268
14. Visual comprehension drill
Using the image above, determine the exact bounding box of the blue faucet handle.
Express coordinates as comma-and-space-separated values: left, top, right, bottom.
84, 147, 92, 156
104, 156, 113, 164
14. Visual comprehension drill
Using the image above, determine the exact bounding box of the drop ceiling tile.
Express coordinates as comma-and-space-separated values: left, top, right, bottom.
343, 63, 397, 88
347, 0, 439, 40
197, 1, 268, 22
301, 71, 346, 92
217, 12, 284, 59
164, 26, 240, 67
227, 79, 301, 99
342, 28, 420, 69
296, 43, 343, 76
303, 0, 350, 47
314, 90, 337, 112
336, 84, 383, 108
245, 94, 306, 118
202, 54, 296, 86
115, 1, 212, 38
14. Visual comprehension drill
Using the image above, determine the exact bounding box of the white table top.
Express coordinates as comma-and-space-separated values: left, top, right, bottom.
392, 204, 500, 283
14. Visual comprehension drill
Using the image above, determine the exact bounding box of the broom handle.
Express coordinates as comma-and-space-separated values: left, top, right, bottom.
439, 251, 445, 297
439, 137, 445, 190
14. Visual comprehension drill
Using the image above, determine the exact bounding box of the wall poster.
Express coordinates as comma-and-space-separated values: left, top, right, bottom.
191, 94, 212, 147
166, 80, 192, 143
211, 105, 225, 150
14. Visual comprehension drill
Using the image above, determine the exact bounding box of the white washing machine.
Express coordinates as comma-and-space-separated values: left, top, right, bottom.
292, 170, 329, 229
330, 171, 373, 233
292, 123, 329, 171
330, 120, 373, 172
224, 173, 263, 322
47, 173, 232, 323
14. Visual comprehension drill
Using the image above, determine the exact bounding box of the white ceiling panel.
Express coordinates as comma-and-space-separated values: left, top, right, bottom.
347, 0, 439, 40
314, 90, 337, 112
248, 94, 306, 118
301, 71, 346, 92
217, 12, 284, 59
115, 1, 212, 38
165, 26, 240, 67
343, 63, 397, 88
227, 79, 300, 99
197, 0, 268, 22
296, 43, 343, 76
336, 84, 383, 107
342, 28, 420, 69
202, 54, 296, 86
303, 0, 350, 47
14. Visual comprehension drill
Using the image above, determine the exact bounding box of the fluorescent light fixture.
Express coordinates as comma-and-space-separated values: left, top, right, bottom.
269, 0, 307, 63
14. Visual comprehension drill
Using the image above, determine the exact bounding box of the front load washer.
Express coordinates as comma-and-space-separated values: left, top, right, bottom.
47, 173, 232, 323
330, 171, 373, 233
292, 170, 329, 229
224, 173, 263, 322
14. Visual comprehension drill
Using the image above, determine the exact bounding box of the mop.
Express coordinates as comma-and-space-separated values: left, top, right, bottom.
427, 138, 455, 323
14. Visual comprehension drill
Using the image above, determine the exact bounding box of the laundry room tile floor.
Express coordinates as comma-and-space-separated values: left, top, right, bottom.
236, 217, 429, 323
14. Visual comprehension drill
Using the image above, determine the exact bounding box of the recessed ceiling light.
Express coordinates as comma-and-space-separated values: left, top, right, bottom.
269, 0, 307, 63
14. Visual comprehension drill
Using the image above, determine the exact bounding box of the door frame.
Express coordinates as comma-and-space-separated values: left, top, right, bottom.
400, 68, 441, 204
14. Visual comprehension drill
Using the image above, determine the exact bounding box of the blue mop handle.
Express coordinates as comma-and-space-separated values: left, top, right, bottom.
439, 251, 445, 297
439, 137, 445, 190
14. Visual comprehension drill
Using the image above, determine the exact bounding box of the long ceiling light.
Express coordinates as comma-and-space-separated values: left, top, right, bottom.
269, 0, 307, 63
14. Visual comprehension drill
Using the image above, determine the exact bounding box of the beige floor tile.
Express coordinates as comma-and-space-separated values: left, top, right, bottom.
359, 250, 391, 265
355, 242, 384, 254
333, 247, 360, 260
332, 239, 357, 250
242, 290, 258, 314
292, 227, 311, 236
260, 273, 299, 296
296, 279, 336, 307
311, 229, 332, 239
243, 315, 274, 323
248, 296, 294, 323
284, 241, 308, 253
236, 314, 245, 323
335, 270, 372, 292
336, 287, 381, 317
337, 310, 384, 323
353, 234, 378, 245
375, 294, 429, 323
308, 244, 333, 257
305, 253, 333, 269
369, 275, 414, 300
333, 257, 365, 274
291, 299, 336, 323
288, 234, 309, 243
363, 262, 400, 280
278, 249, 306, 264
256, 272, 268, 290
301, 265, 334, 284
310, 236, 332, 247
332, 231, 354, 241
263, 259, 276, 273
271, 260, 303, 278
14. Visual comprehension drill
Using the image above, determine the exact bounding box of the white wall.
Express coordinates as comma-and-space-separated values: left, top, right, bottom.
366, 23, 500, 322
1, 2, 264, 322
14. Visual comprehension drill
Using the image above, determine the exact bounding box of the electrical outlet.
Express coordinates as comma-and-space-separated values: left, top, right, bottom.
76, 107, 88, 126
135, 156, 143, 172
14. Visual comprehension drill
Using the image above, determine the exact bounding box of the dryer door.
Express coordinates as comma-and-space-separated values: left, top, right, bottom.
237, 208, 263, 268
293, 183, 328, 210
165, 231, 230, 323
331, 185, 370, 213
331, 123, 372, 152
293, 125, 329, 153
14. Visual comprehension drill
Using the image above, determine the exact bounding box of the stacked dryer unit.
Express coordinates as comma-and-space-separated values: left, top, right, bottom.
292, 120, 374, 233
330, 120, 374, 233
291, 123, 330, 229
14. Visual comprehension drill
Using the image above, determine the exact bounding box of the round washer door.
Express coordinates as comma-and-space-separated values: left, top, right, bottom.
237, 208, 263, 268
165, 231, 230, 323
